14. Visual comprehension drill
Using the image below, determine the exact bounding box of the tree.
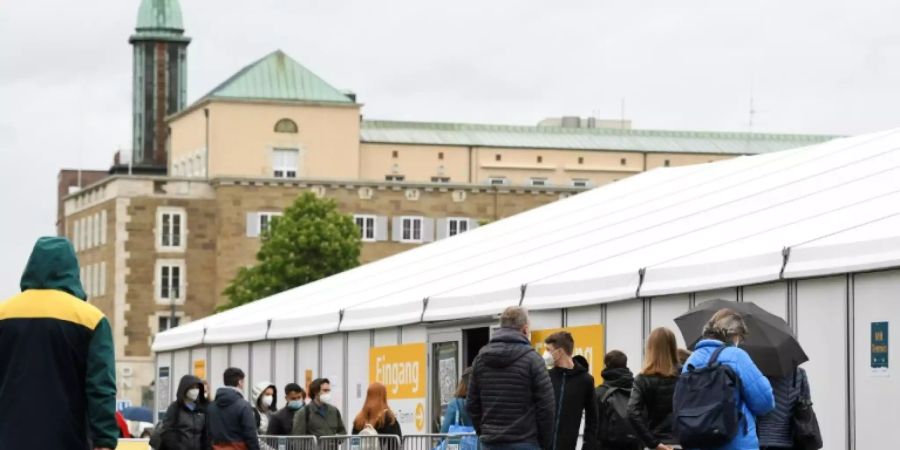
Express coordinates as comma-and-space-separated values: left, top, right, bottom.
220, 192, 361, 311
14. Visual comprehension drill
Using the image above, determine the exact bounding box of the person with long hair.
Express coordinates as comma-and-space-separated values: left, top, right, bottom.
627, 327, 680, 450
352, 382, 402, 437
441, 368, 474, 433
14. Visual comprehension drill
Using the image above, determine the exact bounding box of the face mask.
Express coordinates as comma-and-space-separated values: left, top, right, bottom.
261, 395, 274, 407
319, 392, 333, 404
288, 400, 305, 410
542, 351, 555, 368
186, 388, 200, 402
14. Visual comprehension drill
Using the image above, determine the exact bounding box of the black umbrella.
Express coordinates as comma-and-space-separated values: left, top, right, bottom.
674, 299, 808, 377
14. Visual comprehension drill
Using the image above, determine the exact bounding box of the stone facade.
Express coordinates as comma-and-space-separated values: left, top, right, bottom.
62, 175, 575, 406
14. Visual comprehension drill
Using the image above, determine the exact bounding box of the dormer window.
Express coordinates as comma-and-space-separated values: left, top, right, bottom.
274, 118, 298, 133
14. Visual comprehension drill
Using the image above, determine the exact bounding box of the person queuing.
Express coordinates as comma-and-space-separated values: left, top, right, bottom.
680, 309, 774, 450
292, 378, 347, 437
267, 383, 307, 436
627, 328, 680, 450
467, 306, 555, 450
441, 368, 474, 433
251, 382, 278, 434
544, 331, 598, 450
595, 351, 638, 450
160, 374, 209, 450
352, 382, 402, 438
757, 367, 813, 449
208, 367, 260, 450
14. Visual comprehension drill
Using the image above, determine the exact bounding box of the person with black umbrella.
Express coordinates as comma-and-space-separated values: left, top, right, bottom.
680, 309, 775, 450
757, 367, 813, 450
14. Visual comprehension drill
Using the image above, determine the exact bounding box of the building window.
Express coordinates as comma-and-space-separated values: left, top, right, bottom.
273, 148, 299, 178
438, 152, 444, 160
158, 209, 185, 250
354, 215, 376, 242
274, 118, 298, 133
487, 177, 508, 186
572, 179, 591, 188
578, 156, 584, 164
530, 178, 548, 187
447, 217, 469, 237
259, 212, 283, 236
495, 154, 502, 162
385, 175, 405, 182
400, 217, 423, 243
537, 155, 543, 163
431, 176, 451, 183
392, 150, 399, 158
664, 159, 671, 167
159, 263, 182, 302
159, 315, 181, 332
620, 158, 627, 166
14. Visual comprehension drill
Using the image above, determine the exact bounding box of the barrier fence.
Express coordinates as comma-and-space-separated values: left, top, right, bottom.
255, 434, 479, 450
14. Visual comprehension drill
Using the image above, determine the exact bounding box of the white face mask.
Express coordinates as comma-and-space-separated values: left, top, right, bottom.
261, 395, 274, 407
319, 392, 333, 404
542, 350, 555, 368
186, 388, 200, 402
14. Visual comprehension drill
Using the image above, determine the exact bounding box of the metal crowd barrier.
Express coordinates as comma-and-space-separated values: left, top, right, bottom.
258, 435, 319, 450
403, 433, 480, 450
319, 434, 402, 450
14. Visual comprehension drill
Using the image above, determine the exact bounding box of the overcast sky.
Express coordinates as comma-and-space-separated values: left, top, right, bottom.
1, 0, 899, 298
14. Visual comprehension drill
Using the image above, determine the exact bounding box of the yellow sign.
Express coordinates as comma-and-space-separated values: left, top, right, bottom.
193, 360, 206, 380
370, 343, 427, 399
414, 403, 425, 431
531, 324, 605, 386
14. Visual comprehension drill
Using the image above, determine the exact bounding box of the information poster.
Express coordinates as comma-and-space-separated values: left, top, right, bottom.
370, 343, 427, 432
872, 321, 889, 376
531, 324, 605, 386
158, 366, 170, 420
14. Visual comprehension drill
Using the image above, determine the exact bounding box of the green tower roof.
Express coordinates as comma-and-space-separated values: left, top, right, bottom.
200, 50, 355, 104
136, 0, 184, 32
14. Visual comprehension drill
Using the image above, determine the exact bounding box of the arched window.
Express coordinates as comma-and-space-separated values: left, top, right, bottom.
274, 118, 298, 133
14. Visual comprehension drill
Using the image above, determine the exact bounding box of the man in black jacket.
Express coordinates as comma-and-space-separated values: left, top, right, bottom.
468, 306, 555, 450
545, 332, 598, 450
208, 367, 260, 450
268, 383, 307, 435
594, 351, 639, 450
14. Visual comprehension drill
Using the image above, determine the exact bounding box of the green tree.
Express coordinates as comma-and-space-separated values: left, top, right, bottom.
220, 192, 361, 311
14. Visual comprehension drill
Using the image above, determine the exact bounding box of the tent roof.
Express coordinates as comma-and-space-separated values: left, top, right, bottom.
154, 127, 900, 352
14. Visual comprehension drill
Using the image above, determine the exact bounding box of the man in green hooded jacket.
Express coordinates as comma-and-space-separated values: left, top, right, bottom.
0, 237, 118, 449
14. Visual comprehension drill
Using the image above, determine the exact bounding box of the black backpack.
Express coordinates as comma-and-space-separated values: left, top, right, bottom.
598, 387, 640, 446
672, 346, 745, 448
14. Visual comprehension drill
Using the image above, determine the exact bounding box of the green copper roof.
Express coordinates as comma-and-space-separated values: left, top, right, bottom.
136, 0, 184, 31
201, 50, 355, 104
360, 120, 839, 155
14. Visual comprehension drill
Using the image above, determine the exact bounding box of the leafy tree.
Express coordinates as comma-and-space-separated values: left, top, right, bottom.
220, 192, 361, 310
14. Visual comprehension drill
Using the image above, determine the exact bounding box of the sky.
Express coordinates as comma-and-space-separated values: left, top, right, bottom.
1, 0, 899, 298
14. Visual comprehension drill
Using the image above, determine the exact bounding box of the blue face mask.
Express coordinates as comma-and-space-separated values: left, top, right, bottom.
288, 400, 305, 410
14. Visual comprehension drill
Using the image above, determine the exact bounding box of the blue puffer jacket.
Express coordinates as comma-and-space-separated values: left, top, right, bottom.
682, 340, 775, 450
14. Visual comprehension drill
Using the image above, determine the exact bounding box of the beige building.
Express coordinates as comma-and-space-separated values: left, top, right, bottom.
59, 2, 837, 409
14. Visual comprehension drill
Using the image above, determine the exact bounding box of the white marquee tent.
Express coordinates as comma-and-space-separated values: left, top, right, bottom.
155, 127, 900, 450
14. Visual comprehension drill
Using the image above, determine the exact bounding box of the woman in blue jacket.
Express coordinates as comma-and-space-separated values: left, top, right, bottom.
683, 309, 775, 450
441, 368, 473, 433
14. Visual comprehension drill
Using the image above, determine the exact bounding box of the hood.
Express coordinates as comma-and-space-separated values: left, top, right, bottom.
550, 360, 588, 377
214, 387, 244, 408
600, 367, 635, 388
252, 381, 277, 410
479, 328, 536, 369
177, 375, 204, 405
20, 237, 86, 300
